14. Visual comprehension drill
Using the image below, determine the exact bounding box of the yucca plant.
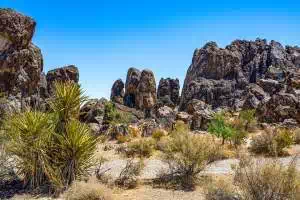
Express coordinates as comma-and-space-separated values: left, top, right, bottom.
54, 120, 98, 185
49, 81, 87, 132
4, 111, 61, 189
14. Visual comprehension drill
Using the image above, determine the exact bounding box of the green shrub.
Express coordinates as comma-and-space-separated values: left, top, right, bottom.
208, 112, 235, 145
239, 109, 256, 131
152, 129, 166, 141
125, 138, 155, 158
4, 82, 98, 192
233, 156, 300, 200
156, 131, 222, 190
103, 102, 133, 125
250, 128, 294, 156
171, 120, 189, 135
230, 118, 248, 147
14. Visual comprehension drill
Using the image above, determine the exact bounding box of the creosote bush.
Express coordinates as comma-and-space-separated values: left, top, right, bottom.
205, 177, 240, 200
3, 81, 98, 193
233, 156, 300, 200
156, 131, 223, 190
124, 138, 155, 158
250, 127, 294, 156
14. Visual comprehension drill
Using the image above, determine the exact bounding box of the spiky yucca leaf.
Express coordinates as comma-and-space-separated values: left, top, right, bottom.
54, 120, 98, 185
4, 111, 62, 188
49, 81, 87, 125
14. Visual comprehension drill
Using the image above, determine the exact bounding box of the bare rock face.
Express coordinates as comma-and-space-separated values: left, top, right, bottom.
124, 67, 141, 108
0, 9, 43, 97
110, 79, 124, 104
136, 69, 157, 117
46, 65, 79, 94
180, 38, 300, 124
157, 78, 180, 108
0, 8, 36, 50
79, 98, 107, 124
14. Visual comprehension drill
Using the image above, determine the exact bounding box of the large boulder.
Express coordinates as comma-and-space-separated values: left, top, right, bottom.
0, 8, 36, 50
0, 9, 43, 97
136, 69, 157, 116
79, 98, 107, 124
46, 65, 79, 94
124, 67, 141, 108
187, 99, 214, 130
156, 106, 176, 129
157, 78, 180, 108
110, 79, 124, 104
257, 93, 300, 123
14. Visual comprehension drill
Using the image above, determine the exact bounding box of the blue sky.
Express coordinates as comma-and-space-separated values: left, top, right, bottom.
1, 0, 300, 98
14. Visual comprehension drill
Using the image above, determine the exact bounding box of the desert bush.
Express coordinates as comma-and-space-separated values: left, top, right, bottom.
125, 138, 155, 158
208, 112, 235, 145
156, 131, 222, 189
64, 181, 113, 200
239, 109, 256, 131
54, 120, 98, 185
233, 156, 300, 200
230, 119, 248, 147
205, 177, 241, 200
152, 129, 166, 141
250, 128, 294, 156
4, 82, 98, 192
103, 102, 133, 125
4, 111, 58, 189
171, 120, 189, 135
293, 128, 300, 144
116, 134, 131, 144
115, 159, 143, 189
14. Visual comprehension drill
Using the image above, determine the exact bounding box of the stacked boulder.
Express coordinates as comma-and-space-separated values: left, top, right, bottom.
0, 8, 80, 114
111, 68, 157, 118
157, 78, 180, 108
180, 39, 300, 125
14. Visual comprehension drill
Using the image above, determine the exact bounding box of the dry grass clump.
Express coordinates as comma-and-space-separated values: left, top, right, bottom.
118, 138, 155, 158
114, 159, 143, 189
152, 129, 167, 141
63, 181, 113, 200
233, 156, 300, 200
204, 177, 241, 200
293, 128, 300, 144
155, 131, 223, 190
250, 127, 294, 156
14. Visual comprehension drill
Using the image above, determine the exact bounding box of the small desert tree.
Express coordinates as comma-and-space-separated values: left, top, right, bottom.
239, 109, 256, 131
208, 112, 235, 145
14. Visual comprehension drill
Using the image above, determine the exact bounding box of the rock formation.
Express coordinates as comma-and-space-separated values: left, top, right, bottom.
0, 8, 43, 97
110, 79, 124, 104
46, 65, 79, 94
136, 69, 157, 113
124, 67, 141, 108
157, 78, 180, 108
180, 38, 300, 124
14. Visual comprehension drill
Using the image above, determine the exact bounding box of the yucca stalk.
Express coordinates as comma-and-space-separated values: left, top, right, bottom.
49, 81, 87, 132
54, 120, 98, 185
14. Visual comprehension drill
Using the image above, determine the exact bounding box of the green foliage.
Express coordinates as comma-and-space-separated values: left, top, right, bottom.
125, 138, 155, 158
250, 128, 294, 156
55, 120, 98, 185
4, 82, 97, 192
49, 81, 87, 132
4, 111, 57, 188
152, 129, 166, 141
239, 109, 256, 130
294, 129, 300, 144
103, 102, 133, 125
208, 112, 235, 145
